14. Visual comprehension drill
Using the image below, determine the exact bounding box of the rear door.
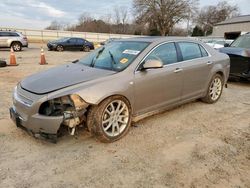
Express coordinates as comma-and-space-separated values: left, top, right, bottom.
134, 42, 183, 115
67, 38, 77, 50
176, 42, 212, 101
77, 38, 84, 50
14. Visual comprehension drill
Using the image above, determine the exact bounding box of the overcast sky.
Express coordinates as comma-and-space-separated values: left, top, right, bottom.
0, 0, 249, 29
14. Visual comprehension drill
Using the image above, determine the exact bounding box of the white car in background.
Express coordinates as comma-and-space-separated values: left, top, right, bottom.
206, 39, 234, 49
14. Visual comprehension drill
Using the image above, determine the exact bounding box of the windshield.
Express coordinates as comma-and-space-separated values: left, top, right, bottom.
230, 35, 250, 48
78, 41, 149, 71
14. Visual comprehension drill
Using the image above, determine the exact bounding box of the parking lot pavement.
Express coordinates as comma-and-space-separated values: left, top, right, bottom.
0, 44, 250, 188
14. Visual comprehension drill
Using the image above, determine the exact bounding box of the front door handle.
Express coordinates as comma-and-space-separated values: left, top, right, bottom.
174, 68, 183, 73
207, 61, 213, 65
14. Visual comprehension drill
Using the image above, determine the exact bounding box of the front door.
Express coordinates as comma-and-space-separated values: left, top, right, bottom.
134, 42, 183, 115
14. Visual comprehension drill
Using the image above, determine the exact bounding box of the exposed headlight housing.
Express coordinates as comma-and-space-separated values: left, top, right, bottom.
39, 94, 88, 116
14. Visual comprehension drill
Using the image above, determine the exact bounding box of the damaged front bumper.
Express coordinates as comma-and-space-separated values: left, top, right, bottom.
10, 85, 89, 143
10, 107, 63, 143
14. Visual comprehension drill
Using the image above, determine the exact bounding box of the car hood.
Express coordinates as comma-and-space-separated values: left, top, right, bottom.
21, 63, 115, 94
219, 47, 250, 57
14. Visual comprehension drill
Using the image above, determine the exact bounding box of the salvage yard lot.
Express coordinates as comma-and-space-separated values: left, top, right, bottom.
0, 44, 250, 188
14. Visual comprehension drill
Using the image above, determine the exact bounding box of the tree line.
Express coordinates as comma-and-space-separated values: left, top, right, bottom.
45, 0, 239, 37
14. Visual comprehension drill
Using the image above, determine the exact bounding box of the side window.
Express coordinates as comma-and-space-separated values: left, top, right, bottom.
199, 45, 208, 57
0, 32, 10, 37
145, 43, 178, 65
77, 39, 84, 44
178, 42, 202, 61
10, 32, 19, 37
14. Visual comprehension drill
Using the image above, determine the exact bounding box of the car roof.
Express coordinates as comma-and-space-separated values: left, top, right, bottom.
119, 36, 200, 43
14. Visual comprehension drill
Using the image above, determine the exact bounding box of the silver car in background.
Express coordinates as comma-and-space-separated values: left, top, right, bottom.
10, 37, 230, 143
0, 30, 28, 51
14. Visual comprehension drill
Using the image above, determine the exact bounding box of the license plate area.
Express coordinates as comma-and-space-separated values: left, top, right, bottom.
10, 108, 21, 127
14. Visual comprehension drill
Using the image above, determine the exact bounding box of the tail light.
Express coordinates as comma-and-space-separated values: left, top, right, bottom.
23, 36, 28, 41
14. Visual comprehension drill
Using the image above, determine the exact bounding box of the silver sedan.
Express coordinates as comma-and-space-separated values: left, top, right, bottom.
10, 37, 230, 143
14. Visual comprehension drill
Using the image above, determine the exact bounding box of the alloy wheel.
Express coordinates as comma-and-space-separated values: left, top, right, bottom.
13, 43, 21, 51
209, 77, 222, 101
102, 100, 129, 137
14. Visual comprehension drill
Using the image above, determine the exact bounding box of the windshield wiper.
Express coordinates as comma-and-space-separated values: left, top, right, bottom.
90, 47, 105, 67
108, 50, 117, 71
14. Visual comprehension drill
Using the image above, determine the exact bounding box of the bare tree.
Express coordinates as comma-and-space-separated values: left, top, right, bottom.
196, 1, 239, 35
113, 6, 121, 25
120, 7, 128, 26
133, 0, 198, 36
45, 20, 63, 30
78, 12, 93, 24
113, 6, 129, 34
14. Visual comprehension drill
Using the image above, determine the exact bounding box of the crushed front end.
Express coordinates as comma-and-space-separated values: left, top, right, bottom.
10, 84, 89, 143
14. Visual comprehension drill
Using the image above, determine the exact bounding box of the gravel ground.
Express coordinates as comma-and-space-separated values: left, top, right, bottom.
0, 44, 250, 188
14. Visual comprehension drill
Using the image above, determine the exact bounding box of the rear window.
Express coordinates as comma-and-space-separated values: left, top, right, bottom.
178, 42, 202, 61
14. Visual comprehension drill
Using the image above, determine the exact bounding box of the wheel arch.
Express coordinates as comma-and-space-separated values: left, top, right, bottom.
10, 41, 22, 47
99, 94, 131, 108
215, 71, 225, 82
89, 94, 133, 114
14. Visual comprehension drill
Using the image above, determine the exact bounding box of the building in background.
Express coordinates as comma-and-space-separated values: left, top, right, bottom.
213, 15, 250, 39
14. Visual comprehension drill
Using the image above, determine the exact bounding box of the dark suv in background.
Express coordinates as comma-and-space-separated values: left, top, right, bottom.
0, 30, 28, 51
219, 33, 250, 81
47, 37, 94, 52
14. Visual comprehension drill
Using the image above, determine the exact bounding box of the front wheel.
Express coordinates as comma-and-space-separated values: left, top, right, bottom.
56, 45, 64, 52
87, 96, 132, 142
201, 74, 224, 103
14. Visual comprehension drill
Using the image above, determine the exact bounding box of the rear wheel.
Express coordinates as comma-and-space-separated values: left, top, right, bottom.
56, 45, 64, 52
87, 96, 132, 142
11, 42, 22, 51
201, 74, 224, 103
83, 46, 90, 52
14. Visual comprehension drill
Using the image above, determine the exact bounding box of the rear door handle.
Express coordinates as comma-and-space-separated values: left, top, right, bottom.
207, 61, 213, 65
174, 68, 183, 73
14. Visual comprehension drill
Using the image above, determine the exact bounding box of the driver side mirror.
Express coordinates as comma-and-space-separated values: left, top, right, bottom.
142, 59, 163, 70
224, 43, 230, 47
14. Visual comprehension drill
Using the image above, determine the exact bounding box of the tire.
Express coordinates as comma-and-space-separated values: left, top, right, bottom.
0, 60, 7, 68
201, 74, 224, 104
83, 46, 90, 52
11, 42, 22, 51
56, 45, 64, 52
87, 96, 132, 143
